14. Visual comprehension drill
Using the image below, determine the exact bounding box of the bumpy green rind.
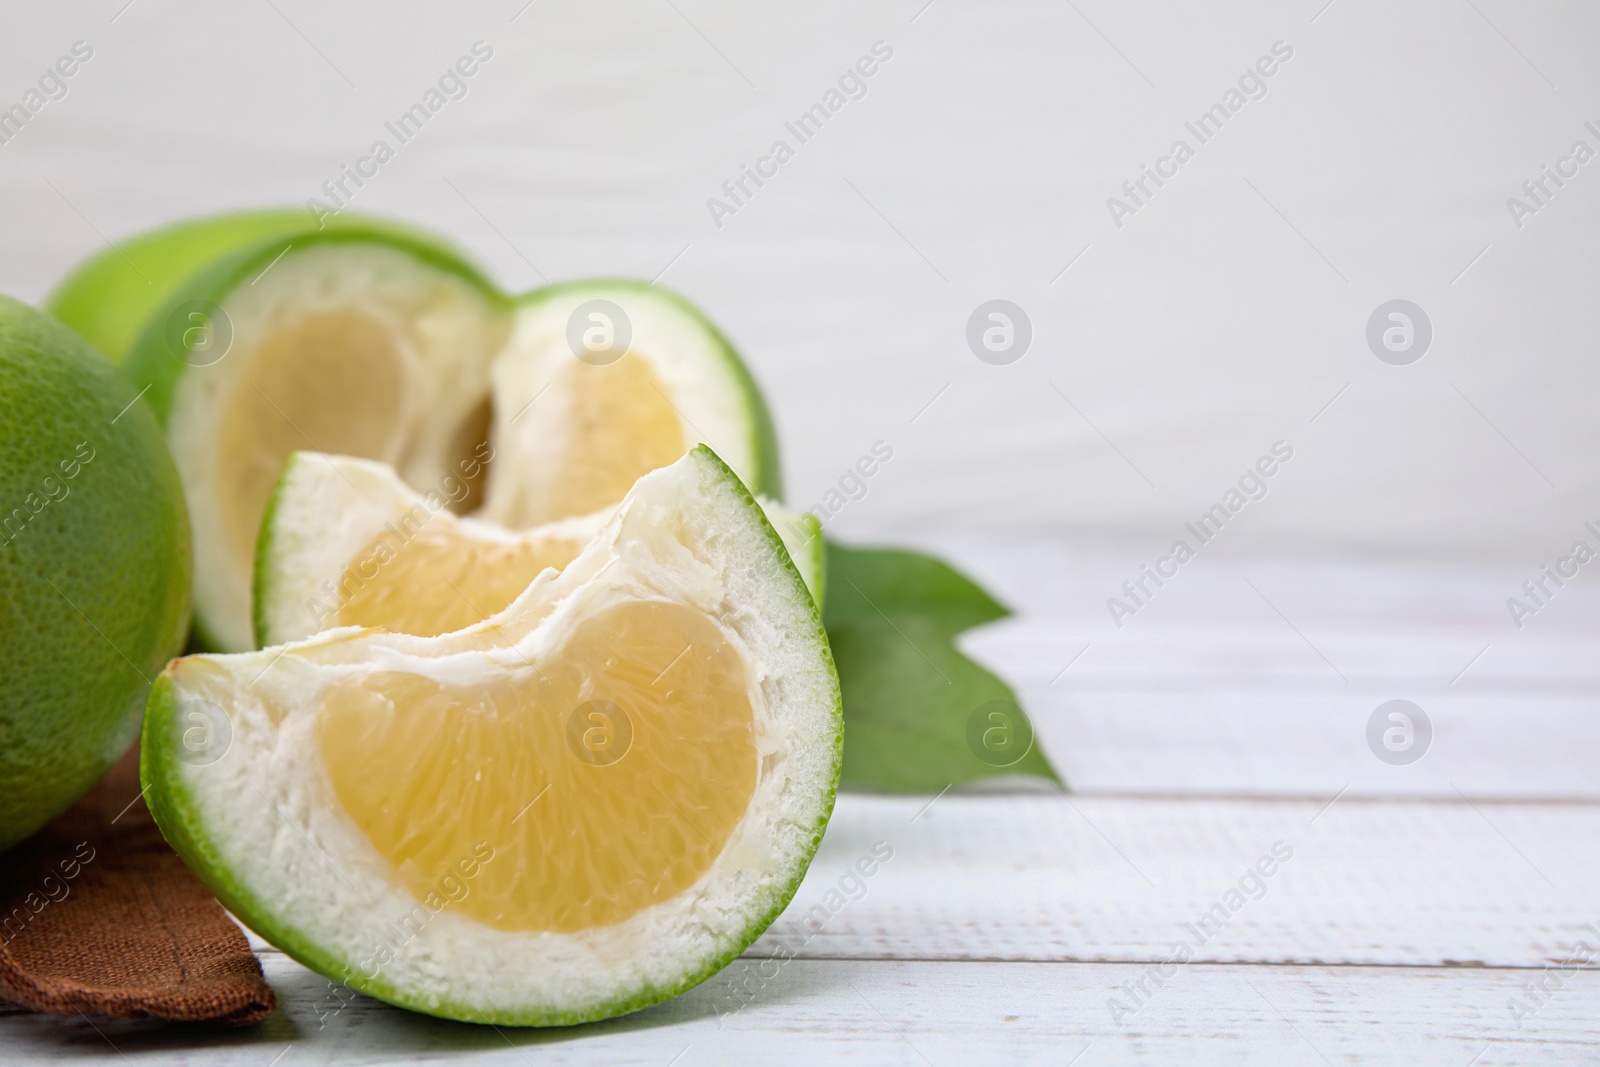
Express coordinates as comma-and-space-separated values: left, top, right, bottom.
807, 519, 827, 610
769, 509, 825, 612
514, 281, 784, 503
0, 295, 190, 852
249, 453, 301, 650
142, 446, 840, 1025
46, 208, 439, 364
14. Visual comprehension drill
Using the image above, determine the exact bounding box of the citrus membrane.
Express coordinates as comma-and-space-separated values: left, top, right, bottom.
141, 447, 840, 1025
254, 452, 823, 647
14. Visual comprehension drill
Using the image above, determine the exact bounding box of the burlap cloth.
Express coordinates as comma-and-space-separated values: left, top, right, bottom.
0, 744, 275, 1024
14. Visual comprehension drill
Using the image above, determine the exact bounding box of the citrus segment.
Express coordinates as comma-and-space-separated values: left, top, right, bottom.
318, 599, 756, 933
217, 308, 409, 565
334, 522, 589, 638
492, 352, 687, 524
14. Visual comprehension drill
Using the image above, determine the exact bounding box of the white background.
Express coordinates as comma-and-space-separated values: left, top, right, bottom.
2, 0, 1597, 570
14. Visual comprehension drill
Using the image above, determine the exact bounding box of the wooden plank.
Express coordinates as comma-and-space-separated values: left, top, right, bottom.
742, 795, 1600, 968
7, 954, 1596, 1065
931, 542, 1600, 798
935, 541, 1600, 654
1018, 689, 1600, 798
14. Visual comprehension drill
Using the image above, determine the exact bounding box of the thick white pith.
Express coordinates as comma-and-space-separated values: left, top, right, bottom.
162, 451, 838, 1020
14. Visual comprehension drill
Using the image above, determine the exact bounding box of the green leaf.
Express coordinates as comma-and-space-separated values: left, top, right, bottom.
823, 541, 1062, 793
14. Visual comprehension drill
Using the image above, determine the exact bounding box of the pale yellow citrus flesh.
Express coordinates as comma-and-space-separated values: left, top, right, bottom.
336, 524, 588, 638
216, 307, 503, 573
509, 353, 686, 525
219, 310, 407, 567
315, 599, 758, 933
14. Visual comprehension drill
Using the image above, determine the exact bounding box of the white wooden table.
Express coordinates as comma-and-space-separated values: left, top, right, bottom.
6, 545, 1599, 1064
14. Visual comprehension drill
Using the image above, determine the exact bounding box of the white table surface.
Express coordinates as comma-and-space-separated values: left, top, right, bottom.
6, 544, 1599, 1064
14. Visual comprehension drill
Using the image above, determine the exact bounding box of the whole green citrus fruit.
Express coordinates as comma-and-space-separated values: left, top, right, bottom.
0, 295, 190, 851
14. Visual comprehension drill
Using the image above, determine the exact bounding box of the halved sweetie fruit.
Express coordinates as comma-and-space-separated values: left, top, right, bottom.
253, 451, 823, 647
121, 232, 785, 654
123, 226, 511, 651
141, 447, 841, 1025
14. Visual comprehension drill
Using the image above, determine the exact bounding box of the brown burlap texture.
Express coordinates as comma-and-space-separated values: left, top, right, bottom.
0, 744, 275, 1024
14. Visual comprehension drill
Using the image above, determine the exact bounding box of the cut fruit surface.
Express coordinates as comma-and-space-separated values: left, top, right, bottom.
480, 281, 782, 528
255, 452, 823, 647
124, 228, 510, 651
143, 447, 840, 1025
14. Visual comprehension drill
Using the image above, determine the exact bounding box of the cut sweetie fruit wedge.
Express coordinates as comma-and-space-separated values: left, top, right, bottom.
253, 451, 823, 647
141, 447, 841, 1025
0, 296, 190, 850
254, 451, 605, 646
123, 226, 511, 651
479, 280, 782, 527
